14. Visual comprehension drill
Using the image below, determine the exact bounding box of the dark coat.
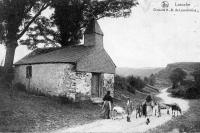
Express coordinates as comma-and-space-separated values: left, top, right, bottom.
103, 94, 113, 104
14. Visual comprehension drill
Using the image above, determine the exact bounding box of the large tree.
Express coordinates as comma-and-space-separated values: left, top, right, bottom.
0, 0, 51, 68
169, 68, 187, 89
0, 0, 138, 69
148, 74, 156, 86
127, 75, 145, 91
192, 69, 200, 87
26, 0, 138, 47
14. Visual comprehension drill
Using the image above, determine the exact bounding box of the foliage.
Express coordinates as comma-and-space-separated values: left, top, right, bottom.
127, 84, 135, 94
168, 87, 185, 98
127, 75, 145, 91
167, 69, 200, 99
114, 75, 128, 90
0, 0, 50, 45
169, 68, 187, 89
14, 82, 27, 92
185, 87, 200, 99
0, 0, 51, 68
181, 79, 194, 86
35, 0, 138, 47
0, 67, 14, 85
149, 74, 156, 86
192, 69, 200, 87
168, 85, 200, 99
144, 76, 148, 84
0, 0, 138, 68
143, 74, 156, 86
3, 0, 139, 48
114, 75, 145, 94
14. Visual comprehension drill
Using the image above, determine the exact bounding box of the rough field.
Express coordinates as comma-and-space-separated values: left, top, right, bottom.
146, 99, 200, 133
0, 83, 102, 132
2, 80, 198, 132
0, 82, 148, 132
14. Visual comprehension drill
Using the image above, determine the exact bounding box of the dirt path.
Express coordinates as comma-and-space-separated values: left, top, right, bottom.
50, 88, 189, 133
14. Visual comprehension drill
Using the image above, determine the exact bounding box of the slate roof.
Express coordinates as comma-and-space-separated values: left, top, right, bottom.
77, 48, 116, 73
15, 45, 94, 64
15, 45, 116, 74
15, 19, 115, 74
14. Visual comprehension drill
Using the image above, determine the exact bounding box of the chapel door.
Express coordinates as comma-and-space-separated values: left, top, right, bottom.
91, 73, 102, 97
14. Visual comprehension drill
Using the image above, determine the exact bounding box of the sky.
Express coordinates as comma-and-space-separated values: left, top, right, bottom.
1, 0, 200, 68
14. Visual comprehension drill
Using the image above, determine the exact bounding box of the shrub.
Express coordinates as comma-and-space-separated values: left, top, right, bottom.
114, 75, 127, 90
169, 68, 187, 89
127, 84, 135, 94
192, 69, 200, 87
181, 80, 194, 86
14, 82, 26, 92
185, 87, 200, 99
148, 74, 156, 86
169, 85, 200, 99
114, 75, 145, 94
59, 93, 74, 104
127, 76, 145, 91
0, 67, 15, 87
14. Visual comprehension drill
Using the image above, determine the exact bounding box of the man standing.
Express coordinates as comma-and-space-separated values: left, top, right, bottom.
145, 95, 154, 125
102, 91, 113, 119
126, 97, 133, 122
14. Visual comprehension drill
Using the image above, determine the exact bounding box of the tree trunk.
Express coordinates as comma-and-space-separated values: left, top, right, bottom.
4, 40, 17, 69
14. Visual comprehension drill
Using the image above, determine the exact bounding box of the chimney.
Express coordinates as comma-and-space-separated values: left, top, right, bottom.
84, 19, 104, 49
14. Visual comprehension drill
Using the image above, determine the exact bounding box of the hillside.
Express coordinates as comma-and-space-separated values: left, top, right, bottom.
0, 79, 107, 132
0, 79, 159, 132
116, 67, 164, 77
157, 62, 200, 81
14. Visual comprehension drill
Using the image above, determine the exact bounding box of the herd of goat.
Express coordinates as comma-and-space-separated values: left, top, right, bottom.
111, 102, 182, 120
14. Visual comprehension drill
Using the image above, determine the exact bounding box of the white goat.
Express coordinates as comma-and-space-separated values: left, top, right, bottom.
112, 106, 126, 120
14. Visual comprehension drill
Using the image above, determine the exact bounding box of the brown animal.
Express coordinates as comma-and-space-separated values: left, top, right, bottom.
136, 104, 143, 118
165, 103, 182, 116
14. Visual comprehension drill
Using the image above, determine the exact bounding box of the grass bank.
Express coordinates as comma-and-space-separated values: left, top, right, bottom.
167, 85, 200, 99
0, 83, 102, 132
146, 99, 200, 133
0, 81, 152, 132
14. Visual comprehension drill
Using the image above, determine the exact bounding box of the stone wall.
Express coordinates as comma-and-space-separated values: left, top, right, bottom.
14, 63, 93, 101
14, 64, 73, 96
14, 63, 114, 101
61, 67, 92, 101
103, 73, 115, 97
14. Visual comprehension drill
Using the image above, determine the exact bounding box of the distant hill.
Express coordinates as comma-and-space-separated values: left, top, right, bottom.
116, 67, 164, 78
157, 62, 200, 81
